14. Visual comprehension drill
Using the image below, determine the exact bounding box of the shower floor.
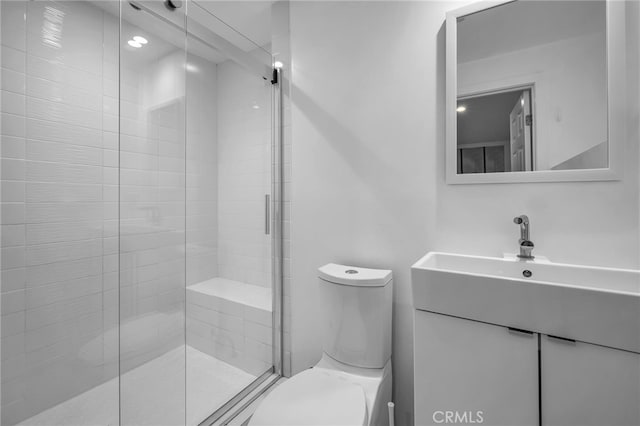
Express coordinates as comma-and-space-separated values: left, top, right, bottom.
18, 346, 256, 426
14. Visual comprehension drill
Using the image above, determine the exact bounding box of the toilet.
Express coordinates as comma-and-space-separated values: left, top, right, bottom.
250, 263, 393, 426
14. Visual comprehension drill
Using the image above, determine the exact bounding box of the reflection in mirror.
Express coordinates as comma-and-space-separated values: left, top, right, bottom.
457, 88, 534, 173
456, 0, 607, 174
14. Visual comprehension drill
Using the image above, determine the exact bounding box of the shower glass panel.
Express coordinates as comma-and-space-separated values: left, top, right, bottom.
118, 1, 188, 424
0, 1, 120, 424
1, 0, 279, 424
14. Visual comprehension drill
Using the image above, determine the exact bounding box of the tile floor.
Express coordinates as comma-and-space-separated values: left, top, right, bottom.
18, 346, 257, 426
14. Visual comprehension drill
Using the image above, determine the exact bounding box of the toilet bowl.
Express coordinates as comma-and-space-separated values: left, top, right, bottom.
249, 264, 393, 426
250, 355, 392, 426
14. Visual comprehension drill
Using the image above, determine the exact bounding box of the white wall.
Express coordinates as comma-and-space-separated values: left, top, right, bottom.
289, 2, 639, 425
290, 3, 442, 424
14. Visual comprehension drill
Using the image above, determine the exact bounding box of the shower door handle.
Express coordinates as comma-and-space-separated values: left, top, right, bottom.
265, 194, 270, 235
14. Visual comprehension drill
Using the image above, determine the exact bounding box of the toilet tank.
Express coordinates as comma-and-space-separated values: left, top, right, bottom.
318, 263, 393, 369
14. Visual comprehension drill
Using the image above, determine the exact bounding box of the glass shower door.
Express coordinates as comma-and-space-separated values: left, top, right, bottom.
118, 1, 279, 424
184, 2, 277, 423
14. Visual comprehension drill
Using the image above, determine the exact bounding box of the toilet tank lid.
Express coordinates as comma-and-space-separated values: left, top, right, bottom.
318, 263, 392, 287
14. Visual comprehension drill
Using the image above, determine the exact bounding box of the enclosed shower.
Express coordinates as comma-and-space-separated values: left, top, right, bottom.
0, 0, 285, 424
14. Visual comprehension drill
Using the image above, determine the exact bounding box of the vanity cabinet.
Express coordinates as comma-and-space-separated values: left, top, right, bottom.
414, 310, 539, 426
541, 336, 640, 426
415, 310, 640, 426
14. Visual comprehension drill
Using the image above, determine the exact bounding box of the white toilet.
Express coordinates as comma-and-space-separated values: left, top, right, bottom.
250, 263, 393, 426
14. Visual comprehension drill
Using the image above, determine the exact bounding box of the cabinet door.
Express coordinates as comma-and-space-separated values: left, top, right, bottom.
414, 311, 538, 426
541, 336, 640, 426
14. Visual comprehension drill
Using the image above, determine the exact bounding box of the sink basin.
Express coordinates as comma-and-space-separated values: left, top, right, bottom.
411, 252, 640, 353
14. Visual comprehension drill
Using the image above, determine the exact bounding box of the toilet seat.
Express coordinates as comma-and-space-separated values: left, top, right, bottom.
249, 368, 368, 426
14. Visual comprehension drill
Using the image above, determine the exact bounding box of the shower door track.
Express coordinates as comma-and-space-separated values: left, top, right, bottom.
216, 374, 283, 426
197, 369, 276, 426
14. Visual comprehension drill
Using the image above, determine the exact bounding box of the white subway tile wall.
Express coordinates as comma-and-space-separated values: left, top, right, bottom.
186, 53, 218, 287
0, 2, 119, 424
118, 19, 189, 426
118, 44, 187, 383
217, 59, 272, 288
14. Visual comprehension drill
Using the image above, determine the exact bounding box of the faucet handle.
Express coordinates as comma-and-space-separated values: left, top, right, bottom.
517, 239, 535, 259
513, 215, 529, 225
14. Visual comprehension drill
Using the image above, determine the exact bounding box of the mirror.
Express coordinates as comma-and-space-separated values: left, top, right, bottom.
446, 0, 625, 184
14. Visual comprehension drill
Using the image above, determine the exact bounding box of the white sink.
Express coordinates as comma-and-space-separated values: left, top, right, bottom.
411, 252, 640, 353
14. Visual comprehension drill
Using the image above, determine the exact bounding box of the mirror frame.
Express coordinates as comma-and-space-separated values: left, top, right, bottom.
446, 0, 625, 184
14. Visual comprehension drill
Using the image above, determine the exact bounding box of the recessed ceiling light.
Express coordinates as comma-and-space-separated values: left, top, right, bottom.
456, 105, 466, 113
128, 40, 142, 48
133, 36, 148, 44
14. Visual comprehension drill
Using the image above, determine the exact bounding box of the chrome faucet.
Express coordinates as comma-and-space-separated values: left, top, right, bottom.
513, 215, 534, 259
